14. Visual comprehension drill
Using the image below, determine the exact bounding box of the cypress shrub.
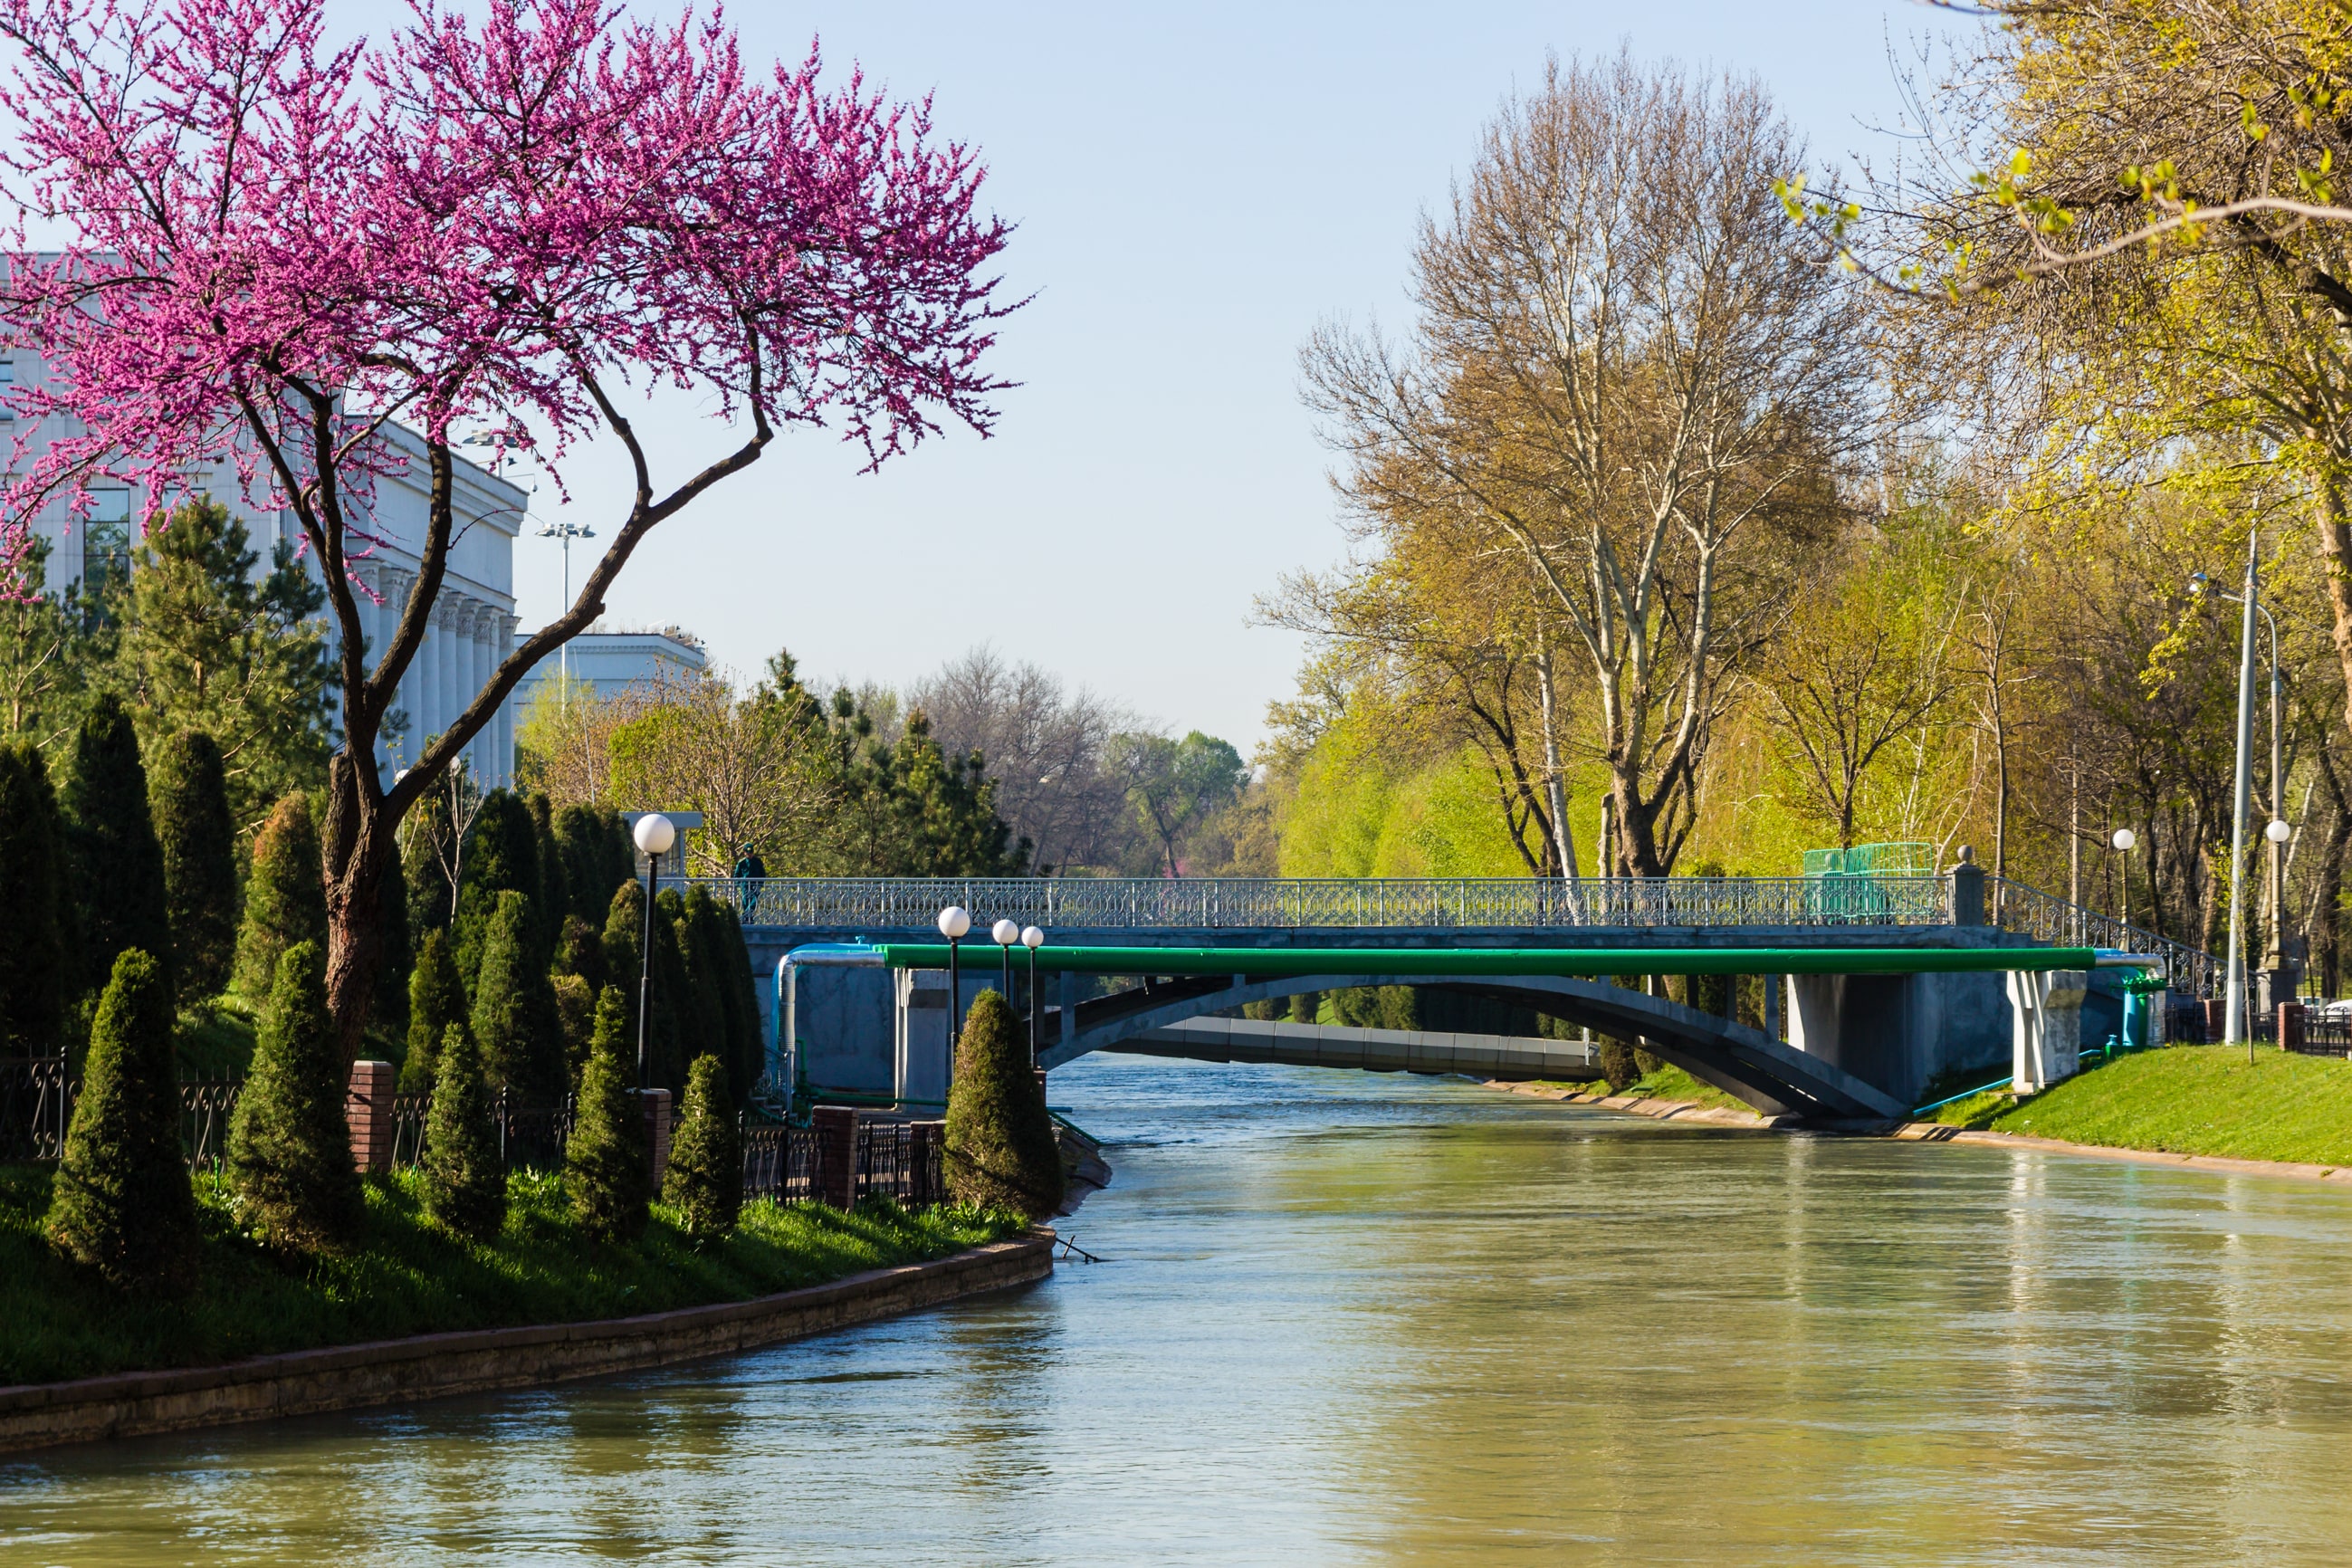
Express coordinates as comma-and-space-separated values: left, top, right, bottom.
599, 879, 644, 1017
552, 972, 597, 1087
1596, 1037, 1641, 1093
1287, 990, 1321, 1025
943, 988, 1064, 1219
373, 847, 413, 1037
231, 793, 327, 1005
403, 929, 469, 1093
553, 913, 607, 995
452, 789, 538, 992
663, 1053, 741, 1242
421, 1022, 506, 1241
566, 985, 649, 1242
650, 889, 692, 1094
529, 792, 568, 957
45, 949, 199, 1293
62, 693, 173, 1002
226, 940, 361, 1252
674, 888, 731, 1073
555, 803, 633, 928
0, 741, 69, 1056
148, 730, 237, 1004
717, 900, 765, 1099
403, 791, 454, 939
473, 889, 567, 1101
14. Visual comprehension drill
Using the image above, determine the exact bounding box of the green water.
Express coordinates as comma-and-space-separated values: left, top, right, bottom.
6, 1056, 2352, 1563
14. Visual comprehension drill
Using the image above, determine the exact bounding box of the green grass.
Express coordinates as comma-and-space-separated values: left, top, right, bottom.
1618, 1063, 1754, 1114
0, 1165, 1024, 1387
1928, 1044, 2352, 1167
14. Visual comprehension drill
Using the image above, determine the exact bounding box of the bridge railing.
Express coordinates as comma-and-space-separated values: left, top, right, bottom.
689, 875, 1956, 932
1986, 877, 2219, 996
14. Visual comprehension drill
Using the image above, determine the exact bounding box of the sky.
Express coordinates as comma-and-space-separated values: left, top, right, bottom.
483, 1, 1973, 751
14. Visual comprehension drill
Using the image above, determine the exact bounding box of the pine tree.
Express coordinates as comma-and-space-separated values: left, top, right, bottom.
421, 1022, 506, 1241
663, 1053, 740, 1242
403, 929, 470, 1093
0, 741, 68, 1056
452, 789, 539, 992
148, 729, 237, 1005
473, 889, 567, 1101
943, 988, 1064, 1219
45, 949, 199, 1292
226, 941, 361, 1252
566, 986, 649, 1242
231, 792, 327, 1004
62, 693, 173, 1002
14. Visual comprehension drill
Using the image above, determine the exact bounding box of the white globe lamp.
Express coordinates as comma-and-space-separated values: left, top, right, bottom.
936, 905, 971, 940
633, 812, 676, 856
2268, 819, 2292, 845
2110, 827, 2136, 852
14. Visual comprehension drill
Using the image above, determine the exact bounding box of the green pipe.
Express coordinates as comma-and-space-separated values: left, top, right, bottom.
872, 943, 2137, 979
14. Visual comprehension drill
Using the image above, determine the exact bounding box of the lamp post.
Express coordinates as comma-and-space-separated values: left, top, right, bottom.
937, 905, 970, 1042
535, 520, 596, 706
2111, 827, 2136, 929
992, 918, 1020, 999
2191, 541, 2264, 1048
1022, 925, 1045, 1067
631, 812, 676, 1092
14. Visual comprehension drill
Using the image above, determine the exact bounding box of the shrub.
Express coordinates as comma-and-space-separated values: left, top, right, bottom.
648, 889, 692, 1092
554, 802, 633, 928
943, 988, 1063, 1220
421, 1022, 506, 1241
1597, 1037, 1640, 1093
528, 791, 569, 947
0, 741, 69, 1057
598, 878, 643, 1021
674, 889, 730, 1076
663, 1053, 741, 1242
62, 693, 173, 1002
148, 729, 237, 1005
373, 848, 413, 1038
552, 913, 606, 994
226, 941, 360, 1251
566, 986, 649, 1242
403, 789, 455, 939
472, 889, 567, 1101
402, 929, 469, 1093
452, 789, 539, 990
552, 973, 596, 1087
715, 900, 765, 1098
45, 950, 199, 1292
231, 793, 327, 1004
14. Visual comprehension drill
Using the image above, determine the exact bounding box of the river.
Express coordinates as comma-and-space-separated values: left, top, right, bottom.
6, 1055, 2352, 1564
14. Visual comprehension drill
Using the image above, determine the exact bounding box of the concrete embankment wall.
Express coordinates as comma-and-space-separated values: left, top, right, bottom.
0, 1234, 1052, 1456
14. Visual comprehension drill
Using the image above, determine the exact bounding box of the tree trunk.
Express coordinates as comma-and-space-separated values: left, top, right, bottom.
1535, 635, 1576, 880
320, 751, 397, 1063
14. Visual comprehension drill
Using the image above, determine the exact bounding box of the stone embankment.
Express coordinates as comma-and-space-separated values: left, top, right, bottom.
0, 1233, 1052, 1456
1487, 1080, 1794, 1129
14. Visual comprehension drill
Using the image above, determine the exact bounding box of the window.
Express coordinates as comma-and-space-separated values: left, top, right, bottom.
81, 489, 130, 593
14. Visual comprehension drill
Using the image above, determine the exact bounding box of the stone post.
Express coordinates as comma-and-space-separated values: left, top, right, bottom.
346, 1059, 396, 1174
642, 1087, 673, 1187
1950, 845, 1987, 927
2280, 1000, 2306, 1056
2203, 998, 2227, 1044
814, 1104, 857, 1209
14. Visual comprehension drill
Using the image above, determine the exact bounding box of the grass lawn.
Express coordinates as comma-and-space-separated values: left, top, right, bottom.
1619, 1063, 1754, 1114
1926, 1044, 2352, 1167
0, 1166, 1024, 1387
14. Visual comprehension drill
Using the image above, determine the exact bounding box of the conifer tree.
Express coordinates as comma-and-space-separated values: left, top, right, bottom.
529, 791, 568, 954
663, 1053, 740, 1242
403, 929, 470, 1093
62, 693, 173, 1001
453, 789, 539, 991
674, 888, 730, 1075
373, 846, 413, 1037
599, 879, 643, 1012
473, 889, 567, 1101
552, 972, 597, 1087
421, 1022, 506, 1241
566, 986, 649, 1242
650, 888, 692, 1093
0, 741, 68, 1056
601, 879, 680, 1089
553, 913, 607, 995
717, 901, 765, 1100
226, 941, 361, 1251
148, 729, 237, 1004
45, 949, 199, 1292
231, 792, 327, 1004
943, 989, 1064, 1219
555, 802, 635, 927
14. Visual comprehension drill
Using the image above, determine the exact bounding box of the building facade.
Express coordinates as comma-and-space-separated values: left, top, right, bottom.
514, 624, 708, 707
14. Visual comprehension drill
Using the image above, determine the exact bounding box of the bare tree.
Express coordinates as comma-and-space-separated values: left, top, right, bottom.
911, 645, 1134, 873
606, 670, 835, 875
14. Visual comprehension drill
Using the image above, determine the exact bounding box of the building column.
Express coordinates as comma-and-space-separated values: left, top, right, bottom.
496, 610, 520, 788
471, 605, 493, 781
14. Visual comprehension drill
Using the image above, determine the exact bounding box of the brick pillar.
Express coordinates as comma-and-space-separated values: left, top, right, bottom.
345, 1060, 395, 1174
642, 1088, 673, 1188
814, 1104, 857, 1210
2280, 1001, 2307, 1055
2203, 998, 2227, 1044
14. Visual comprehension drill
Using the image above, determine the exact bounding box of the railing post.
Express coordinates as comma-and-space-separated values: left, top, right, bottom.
642, 1088, 673, 1188
346, 1060, 395, 1174
1950, 851, 1986, 927
814, 1104, 856, 1209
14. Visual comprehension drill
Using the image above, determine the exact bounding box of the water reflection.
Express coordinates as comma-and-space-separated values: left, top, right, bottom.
5, 1055, 2352, 1564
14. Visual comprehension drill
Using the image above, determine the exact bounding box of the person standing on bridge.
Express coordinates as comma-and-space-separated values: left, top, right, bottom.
731, 846, 767, 917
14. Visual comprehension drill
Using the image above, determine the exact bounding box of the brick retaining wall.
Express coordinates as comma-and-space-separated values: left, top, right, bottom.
0, 1233, 1052, 1455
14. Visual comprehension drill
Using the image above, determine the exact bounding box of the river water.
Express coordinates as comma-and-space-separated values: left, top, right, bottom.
7, 1055, 2352, 1564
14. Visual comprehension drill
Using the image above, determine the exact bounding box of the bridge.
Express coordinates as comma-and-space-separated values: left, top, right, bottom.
687, 869, 2213, 1124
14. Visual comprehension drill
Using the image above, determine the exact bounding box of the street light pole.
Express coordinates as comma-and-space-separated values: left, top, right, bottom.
632, 813, 676, 1093
536, 520, 596, 707
2225, 535, 2260, 1051
1021, 925, 1045, 1068
2112, 827, 2136, 930
936, 904, 971, 1064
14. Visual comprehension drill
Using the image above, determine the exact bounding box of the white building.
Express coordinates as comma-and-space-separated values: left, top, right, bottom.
11, 349, 530, 787
515, 624, 708, 708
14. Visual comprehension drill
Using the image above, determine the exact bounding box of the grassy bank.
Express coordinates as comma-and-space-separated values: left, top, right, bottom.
0, 1166, 1022, 1387
1927, 1045, 2352, 1167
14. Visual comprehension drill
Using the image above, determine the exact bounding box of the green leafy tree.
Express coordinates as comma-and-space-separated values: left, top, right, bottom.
1111, 730, 1249, 876
0, 540, 89, 749
62, 692, 173, 1001
663, 1053, 741, 1242
825, 699, 1020, 875
148, 729, 238, 1003
421, 1022, 506, 1241
453, 789, 540, 990
45, 949, 198, 1292
0, 741, 69, 1056
403, 929, 470, 1093
226, 940, 361, 1251
102, 498, 332, 827
473, 889, 567, 1101
943, 988, 1064, 1219
599, 878, 644, 1011
553, 803, 634, 928
231, 792, 327, 1004
566, 986, 650, 1242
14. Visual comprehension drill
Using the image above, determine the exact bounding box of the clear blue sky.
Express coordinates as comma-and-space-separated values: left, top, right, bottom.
503, 1, 1967, 750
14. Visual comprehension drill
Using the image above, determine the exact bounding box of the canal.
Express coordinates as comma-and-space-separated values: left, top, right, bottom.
7, 1054, 2352, 1563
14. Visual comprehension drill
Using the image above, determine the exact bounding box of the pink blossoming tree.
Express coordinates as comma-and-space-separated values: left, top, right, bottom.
0, 0, 1012, 1054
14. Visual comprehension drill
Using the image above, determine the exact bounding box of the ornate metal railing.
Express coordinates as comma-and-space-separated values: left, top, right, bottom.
691, 875, 1958, 932
0, 1056, 70, 1162
1986, 878, 2220, 996
740, 1117, 940, 1204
